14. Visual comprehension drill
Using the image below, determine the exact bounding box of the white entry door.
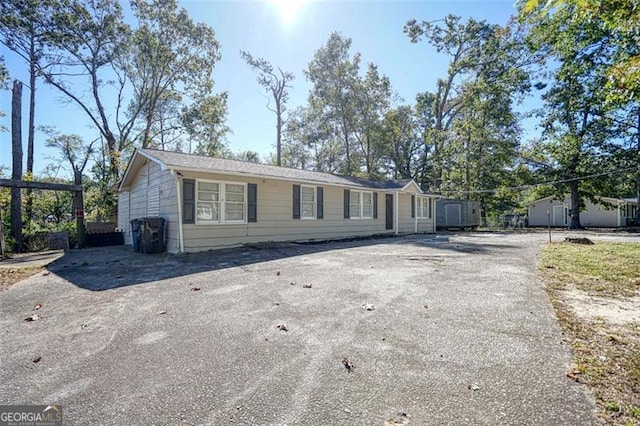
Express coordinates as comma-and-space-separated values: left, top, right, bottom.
553, 205, 567, 227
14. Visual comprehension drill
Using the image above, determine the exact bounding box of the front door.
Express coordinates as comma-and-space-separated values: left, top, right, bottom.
385, 194, 393, 230
553, 205, 567, 227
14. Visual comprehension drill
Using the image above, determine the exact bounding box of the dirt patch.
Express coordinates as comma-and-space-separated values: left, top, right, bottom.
561, 287, 640, 327
0, 267, 44, 291
541, 242, 640, 424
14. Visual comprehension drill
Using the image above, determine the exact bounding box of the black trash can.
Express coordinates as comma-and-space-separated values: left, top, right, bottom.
141, 217, 165, 254
130, 218, 143, 252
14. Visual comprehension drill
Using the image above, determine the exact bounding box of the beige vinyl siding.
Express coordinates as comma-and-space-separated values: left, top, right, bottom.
117, 191, 131, 244
119, 160, 180, 252
528, 196, 621, 228
396, 193, 435, 234
180, 171, 392, 251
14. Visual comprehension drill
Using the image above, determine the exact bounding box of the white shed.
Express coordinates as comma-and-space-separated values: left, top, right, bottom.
527, 195, 638, 228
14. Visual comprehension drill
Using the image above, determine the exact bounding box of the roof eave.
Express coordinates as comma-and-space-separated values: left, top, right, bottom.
118, 148, 169, 191
165, 164, 389, 191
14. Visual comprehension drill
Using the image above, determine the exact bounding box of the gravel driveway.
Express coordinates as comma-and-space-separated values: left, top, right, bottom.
0, 232, 598, 425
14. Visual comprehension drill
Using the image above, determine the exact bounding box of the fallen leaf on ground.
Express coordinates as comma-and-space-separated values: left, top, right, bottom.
276, 323, 288, 332
385, 412, 411, 425
24, 314, 40, 322
276, 271, 281, 276
566, 368, 581, 382
157, 310, 167, 315
342, 357, 355, 372
302, 284, 312, 289
423, 304, 428, 309
33, 303, 43, 311
191, 287, 201, 292
468, 384, 480, 391
362, 303, 375, 311
290, 282, 296, 286
32, 356, 42, 363
42, 271, 50, 276
81, 323, 88, 329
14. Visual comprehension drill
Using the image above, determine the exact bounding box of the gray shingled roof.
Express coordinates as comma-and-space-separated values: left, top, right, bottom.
141, 148, 415, 191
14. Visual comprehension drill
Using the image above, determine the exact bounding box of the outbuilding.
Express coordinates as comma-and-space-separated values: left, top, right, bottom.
526, 195, 638, 228
118, 149, 439, 253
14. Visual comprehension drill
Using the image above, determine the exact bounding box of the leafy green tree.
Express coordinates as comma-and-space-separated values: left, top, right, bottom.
39, 0, 129, 179
523, 2, 617, 228
353, 64, 391, 177
381, 105, 420, 180
240, 51, 294, 167
128, 0, 223, 148
520, 0, 639, 102
183, 93, 231, 157
0, 0, 59, 220
304, 32, 361, 174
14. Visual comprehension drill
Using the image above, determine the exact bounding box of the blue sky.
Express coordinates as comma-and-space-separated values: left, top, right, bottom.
0, 0, 525, 178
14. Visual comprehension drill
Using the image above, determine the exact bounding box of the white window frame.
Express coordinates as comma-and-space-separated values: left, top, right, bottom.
300, 185, 316, 220
195, 179, 247, 225
418, 197, 431, 219
350, 190, 374, 220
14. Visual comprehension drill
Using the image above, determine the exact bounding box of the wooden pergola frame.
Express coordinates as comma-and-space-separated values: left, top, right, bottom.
0, 179, 86, 252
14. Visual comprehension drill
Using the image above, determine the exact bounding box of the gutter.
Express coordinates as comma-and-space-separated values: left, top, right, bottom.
171, 169, 185, 253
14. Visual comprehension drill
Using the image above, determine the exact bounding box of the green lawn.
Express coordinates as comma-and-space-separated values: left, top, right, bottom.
541, 241, 640, 425
542, 242, 640, 297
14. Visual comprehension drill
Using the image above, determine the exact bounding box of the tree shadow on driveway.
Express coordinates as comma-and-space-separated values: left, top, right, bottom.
45, 233, 515, 291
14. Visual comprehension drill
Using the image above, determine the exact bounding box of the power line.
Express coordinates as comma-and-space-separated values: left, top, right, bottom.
448, 166, 637, 195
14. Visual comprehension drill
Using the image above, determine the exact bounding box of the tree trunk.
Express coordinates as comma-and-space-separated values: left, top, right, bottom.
636, 109, 640, 225
276, 103, 282, 166
26, 33, 36, 222
568, 180, 583, 229
11, 80, 24, 252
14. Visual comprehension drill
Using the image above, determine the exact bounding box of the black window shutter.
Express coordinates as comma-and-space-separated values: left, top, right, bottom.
317, 187, 324, 219
248, 183, 257, 223
293, 184, 301, 219
428, 198, 432, 219
183, 179, 195, 224
411, 195, 415, 218
373, 192, 378, 219
344, 189, 350, 219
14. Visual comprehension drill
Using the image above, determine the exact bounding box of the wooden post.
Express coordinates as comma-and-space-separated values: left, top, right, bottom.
74, 170, 86, 249
11, 80, 24, 252
0, 198, 5, 256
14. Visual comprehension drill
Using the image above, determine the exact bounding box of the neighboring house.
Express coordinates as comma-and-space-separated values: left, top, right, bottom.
527, 195, 638, 228
118, 149, 440, 253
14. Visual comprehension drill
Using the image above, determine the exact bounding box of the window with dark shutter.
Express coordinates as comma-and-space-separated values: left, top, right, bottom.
248, 183, 257, 223
373, 192, 378, 219
411, 195, 415, 218
293, 184, 301, 219
183, 179, 195, 224
344, 189, 350, 219
317, 187, 324, 219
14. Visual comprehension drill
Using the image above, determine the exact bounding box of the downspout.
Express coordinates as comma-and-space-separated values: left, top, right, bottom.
171, 169, 185, 253
394, 192, 399, 235
432, 197, 436, 234
617, 201, 622, 227
414, 194, 418, 234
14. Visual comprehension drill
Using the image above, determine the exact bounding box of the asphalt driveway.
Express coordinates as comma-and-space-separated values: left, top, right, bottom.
0, 233, 598, 425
